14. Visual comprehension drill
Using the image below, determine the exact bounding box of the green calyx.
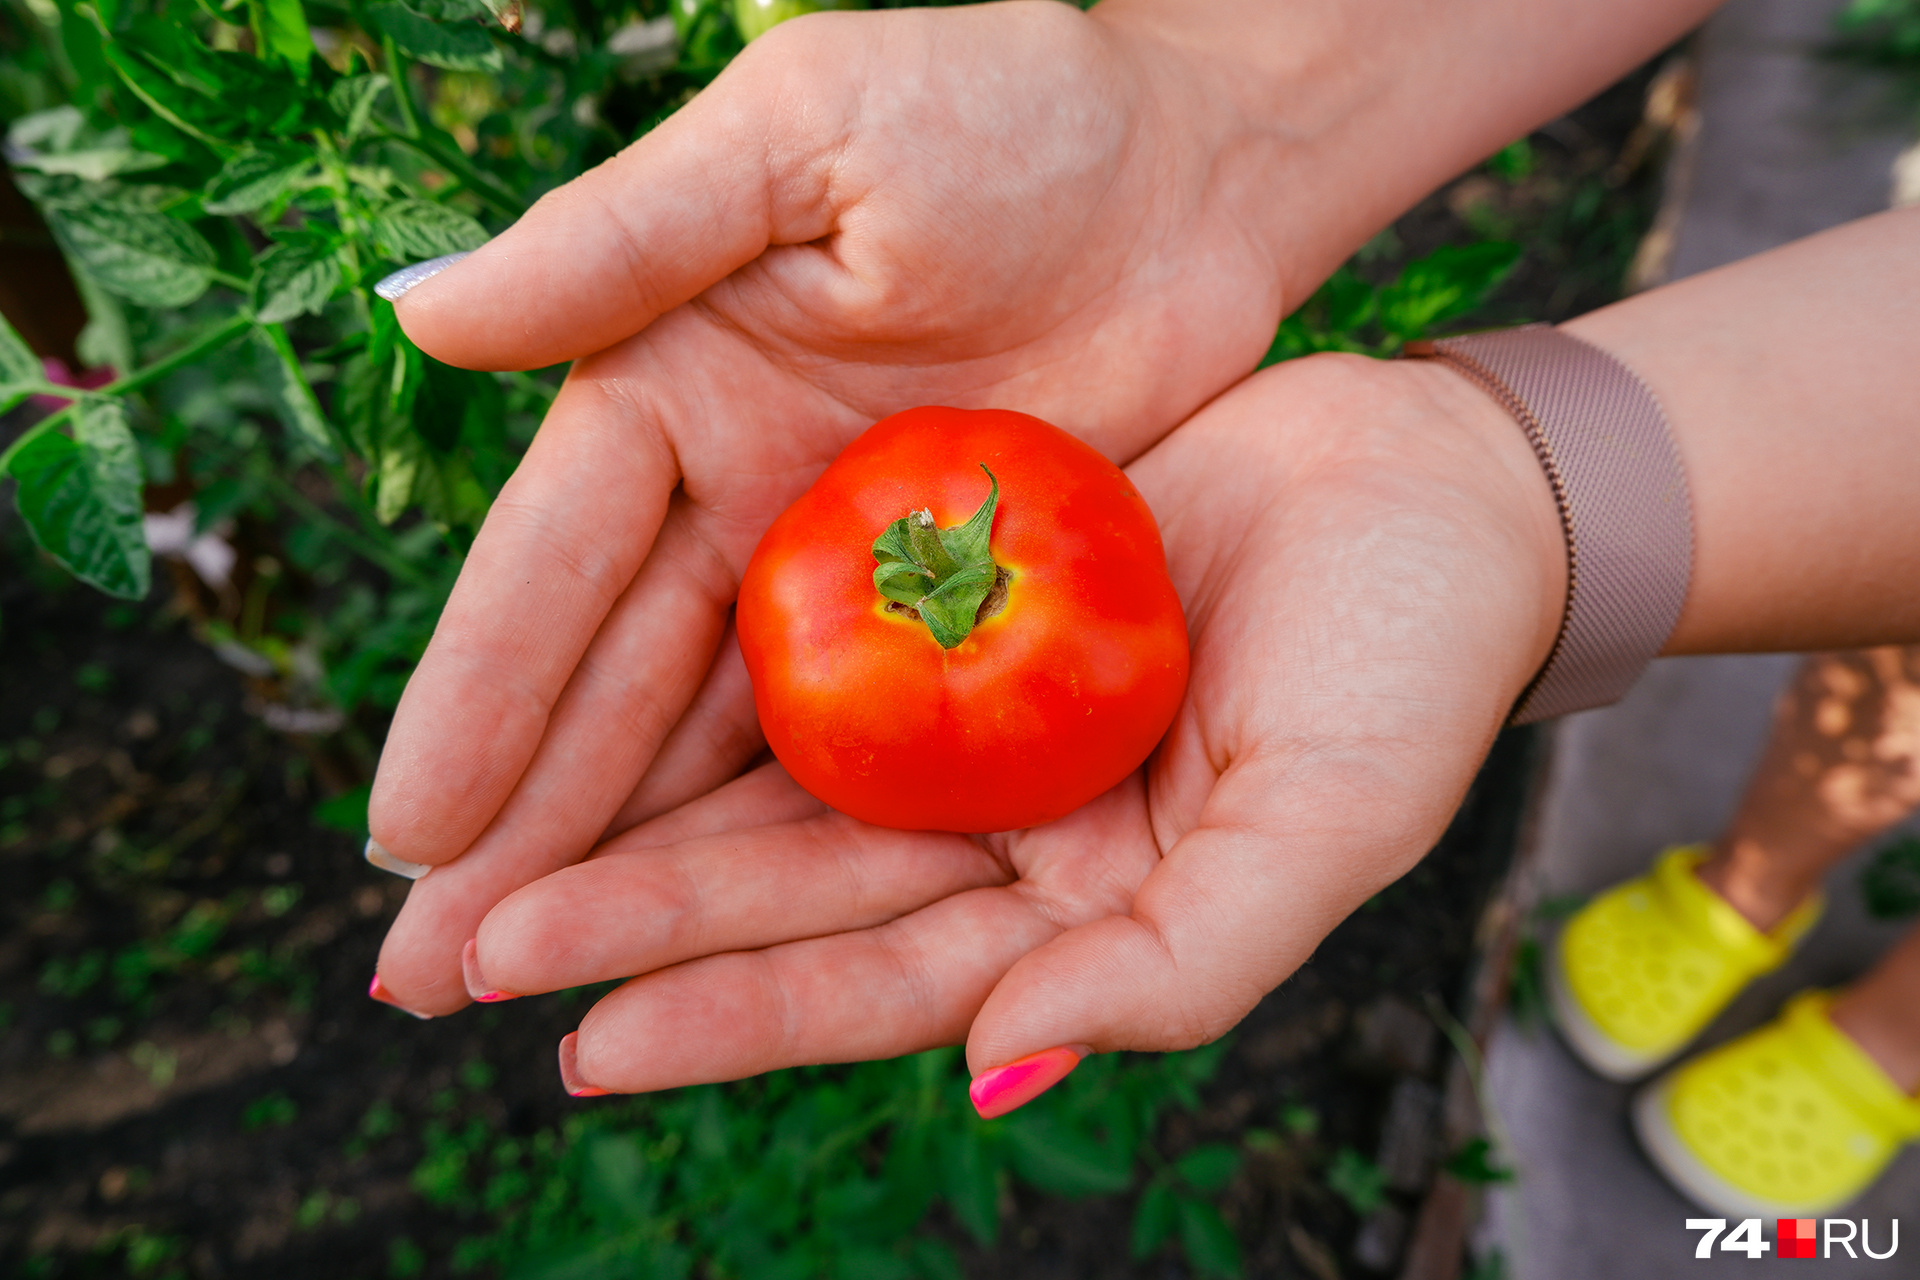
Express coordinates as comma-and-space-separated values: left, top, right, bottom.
871, 464, 1010, 650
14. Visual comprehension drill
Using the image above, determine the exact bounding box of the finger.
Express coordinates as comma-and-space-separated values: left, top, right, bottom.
600, 622, 766, 841
366, 364, 677, 868
958, 358, 1546, 1076
391, 18, 859, 371
569, 886, 1056, 1093
471, 807, 1011, 999
963, 751, 1427, 1074
596, 760, 825, 856
372, 496, 739, 1011
561, 780, 1156, 1092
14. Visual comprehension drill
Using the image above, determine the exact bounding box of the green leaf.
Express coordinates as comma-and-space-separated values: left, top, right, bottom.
99, 25, 307, 146
374, 433, 424, 524
906, 510, 960, 580
8, 399, 150, 599
367, 1, 504, 70
1442, 1137, 1515, 1186
71, 269, 135, 376
1130, 1182, 1177, 1260
939, 1127, 999, 1246
98, 42, 229, 147
371, 197, 489, 262
414, 353, 485, 452
46, 203, 216, 308
5, 106, 170, 182
204, 145, 312, 215
6, 104, 86, 154
1863, 835, 1920, 919
914, 561, 996, 650
251, 241, 344, 324
248, 0, 317, 69
13, 147, 171, 181
734, 0, 865, 42
867, 468, 1003, 648
1320, 266, 1378, 334
327, 74, 392, 141
312, 784, 371, 835
937, 465, 998, 565
1175, 1197, 1243, 1279
1173, 1144, 1240, 1194
1377, 241, 1521, 341
907, 1239, 963, 1280
410, 0, 490, 17
0, 311, 46, 414
255, 326, 337, 456
581, 1135, 657, 1218
1003, 1116, 1133, 1198
1326, 1147, 1387, 1214
830, 1248, 912, 1280
873, 551, 933, 606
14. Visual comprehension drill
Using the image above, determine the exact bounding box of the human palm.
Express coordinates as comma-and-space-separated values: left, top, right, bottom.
444, 356, 1567, 1088
369, 1, 1318, 1010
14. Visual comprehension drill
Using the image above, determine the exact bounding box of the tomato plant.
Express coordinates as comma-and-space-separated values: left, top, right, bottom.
737, 406, 1189, 833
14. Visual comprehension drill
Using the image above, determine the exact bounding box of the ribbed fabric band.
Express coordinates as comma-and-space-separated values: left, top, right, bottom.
1406, 325, 1693, 724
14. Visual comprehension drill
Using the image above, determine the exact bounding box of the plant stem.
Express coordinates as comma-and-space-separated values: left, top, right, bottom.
380, 129, 526, 219
381, 32, 427, 139
376, 34, 524, 219
0, 313, 253, 473
256, 470, 440, 588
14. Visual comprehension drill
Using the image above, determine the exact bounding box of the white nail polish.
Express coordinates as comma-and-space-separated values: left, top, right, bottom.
373, 250, 474, 301
365, 838, 432, 880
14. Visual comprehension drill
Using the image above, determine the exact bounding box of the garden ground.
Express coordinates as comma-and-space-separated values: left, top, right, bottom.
0, 59, 1671, 1280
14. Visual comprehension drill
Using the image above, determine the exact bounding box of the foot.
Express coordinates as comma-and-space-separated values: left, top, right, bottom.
1634, 990, 1920, 1216
1548, 845, 1822, 1080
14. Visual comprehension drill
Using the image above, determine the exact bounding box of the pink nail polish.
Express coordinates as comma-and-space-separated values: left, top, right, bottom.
462, 938, 516, 1003
969, 1045, 1089, 1119
558, 1032, 610, 1098
368, 974, 432, 1020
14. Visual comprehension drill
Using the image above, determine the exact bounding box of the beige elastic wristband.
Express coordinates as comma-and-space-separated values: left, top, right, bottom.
1406, 325, 1694, 724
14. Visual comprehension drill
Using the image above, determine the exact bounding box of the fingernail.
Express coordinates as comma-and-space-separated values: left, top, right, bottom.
365, 838, 431, 880
368, 974, 433, 1020
968, 1045, 1090, 1120
558, 1032, 610, 1097
373, 250, 473, 301
462, 938, 516, 1003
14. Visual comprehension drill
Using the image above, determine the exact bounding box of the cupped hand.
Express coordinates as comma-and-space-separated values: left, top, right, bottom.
455, 353, 1569, 1091
368, 0, 1330, 1012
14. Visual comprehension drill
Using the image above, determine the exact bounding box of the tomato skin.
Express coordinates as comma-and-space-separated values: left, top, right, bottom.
736, 406, 1189, 833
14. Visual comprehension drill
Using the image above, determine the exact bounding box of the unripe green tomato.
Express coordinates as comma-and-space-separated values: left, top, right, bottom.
732, 0, 864, 42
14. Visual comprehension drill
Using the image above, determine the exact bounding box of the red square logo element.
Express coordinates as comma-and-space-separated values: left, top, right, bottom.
1777, 1219, 1818, 1259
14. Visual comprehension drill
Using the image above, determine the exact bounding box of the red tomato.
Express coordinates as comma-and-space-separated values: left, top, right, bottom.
736, 406, 1189, 833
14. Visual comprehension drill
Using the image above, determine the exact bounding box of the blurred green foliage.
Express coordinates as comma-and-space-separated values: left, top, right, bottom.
1835, 0, 1920, 65
0, 0, 1538, 1273
413, 1040, 1252, 1280
1862, 834, 1920, 919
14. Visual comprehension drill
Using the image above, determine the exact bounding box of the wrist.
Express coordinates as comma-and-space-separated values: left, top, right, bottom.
1378, 357, 1571, 707
1093, 0, 1721, 315
1090, 0, 1387, 310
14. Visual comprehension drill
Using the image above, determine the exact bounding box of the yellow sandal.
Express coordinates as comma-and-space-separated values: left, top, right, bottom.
1634, 991, 1920, 1216
1549, 845, 1822, 1080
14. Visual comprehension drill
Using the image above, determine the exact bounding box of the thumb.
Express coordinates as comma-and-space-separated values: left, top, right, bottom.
963, 760, 1451, 1117
384, 19, 860, 371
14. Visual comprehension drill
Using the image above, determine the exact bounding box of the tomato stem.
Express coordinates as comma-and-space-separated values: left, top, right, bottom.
871, 465, 1008, 649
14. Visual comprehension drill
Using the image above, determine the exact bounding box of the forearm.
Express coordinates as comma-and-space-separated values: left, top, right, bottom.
1094, 0, 1722, 309
1560, 206, 1920, 653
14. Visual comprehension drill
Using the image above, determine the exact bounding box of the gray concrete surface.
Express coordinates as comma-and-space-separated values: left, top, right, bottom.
1669, 0, 1914, 279
1476, 1, 1920, 1274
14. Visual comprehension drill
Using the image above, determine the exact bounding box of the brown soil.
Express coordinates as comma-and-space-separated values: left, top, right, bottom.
0, 51, 1670, 1280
